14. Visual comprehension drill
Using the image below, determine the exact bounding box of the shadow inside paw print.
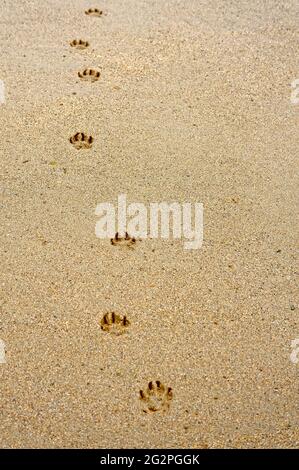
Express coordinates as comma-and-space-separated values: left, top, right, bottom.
110, 232, 136, 248
139, 381, 173, 413
85, 8, 103, 17
70, 39, 89, 50
69, 133, 93, 150
78, 69, 101, 82
100, 312, 130, 336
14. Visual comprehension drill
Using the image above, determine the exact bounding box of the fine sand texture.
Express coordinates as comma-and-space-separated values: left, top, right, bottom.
0, 0, 298, 448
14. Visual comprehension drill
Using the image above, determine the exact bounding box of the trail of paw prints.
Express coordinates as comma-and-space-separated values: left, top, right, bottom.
69, 133, 93, 150
110, 232, 136, 248
85, 8, 103, 17
139, 381, 173, 413
78, 68, 101, 82
100, 312, 130, 336
70, 39, 89, 50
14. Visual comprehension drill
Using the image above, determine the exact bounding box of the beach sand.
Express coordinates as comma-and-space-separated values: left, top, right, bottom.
0, 0, 298, 448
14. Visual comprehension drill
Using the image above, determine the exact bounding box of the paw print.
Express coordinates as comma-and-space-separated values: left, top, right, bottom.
110, 232, 136, 248
69, 133, 93, 150
85, 8, 103, 17
78, 68, 101, 82
139, 381, 173, 413
100, 312, 130, 336
70, 39, 89, 50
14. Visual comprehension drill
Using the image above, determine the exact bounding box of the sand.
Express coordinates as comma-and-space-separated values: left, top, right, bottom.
0, 0, 298, 448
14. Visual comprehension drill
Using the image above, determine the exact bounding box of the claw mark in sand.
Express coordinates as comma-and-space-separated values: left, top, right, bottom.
110, 232, 136, 248
78, 68, 101, 82
139, 381, 173, 413
100, 312, 130, 335
70, 39, 89, 50
69, 133, 93, 150
85, 8, 103, 17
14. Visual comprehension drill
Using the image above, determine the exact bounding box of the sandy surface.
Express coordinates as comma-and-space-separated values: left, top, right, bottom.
0, 0, 298, 448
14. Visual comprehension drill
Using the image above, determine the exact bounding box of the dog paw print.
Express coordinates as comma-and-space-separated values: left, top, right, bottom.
78, 68, 101, 82
100, 312, 130, 335
139, 381, 173, 413
85, 8, 103, 17
110, 232, 136, 248
70, 39, 89, 50
69, 133, 93, 150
